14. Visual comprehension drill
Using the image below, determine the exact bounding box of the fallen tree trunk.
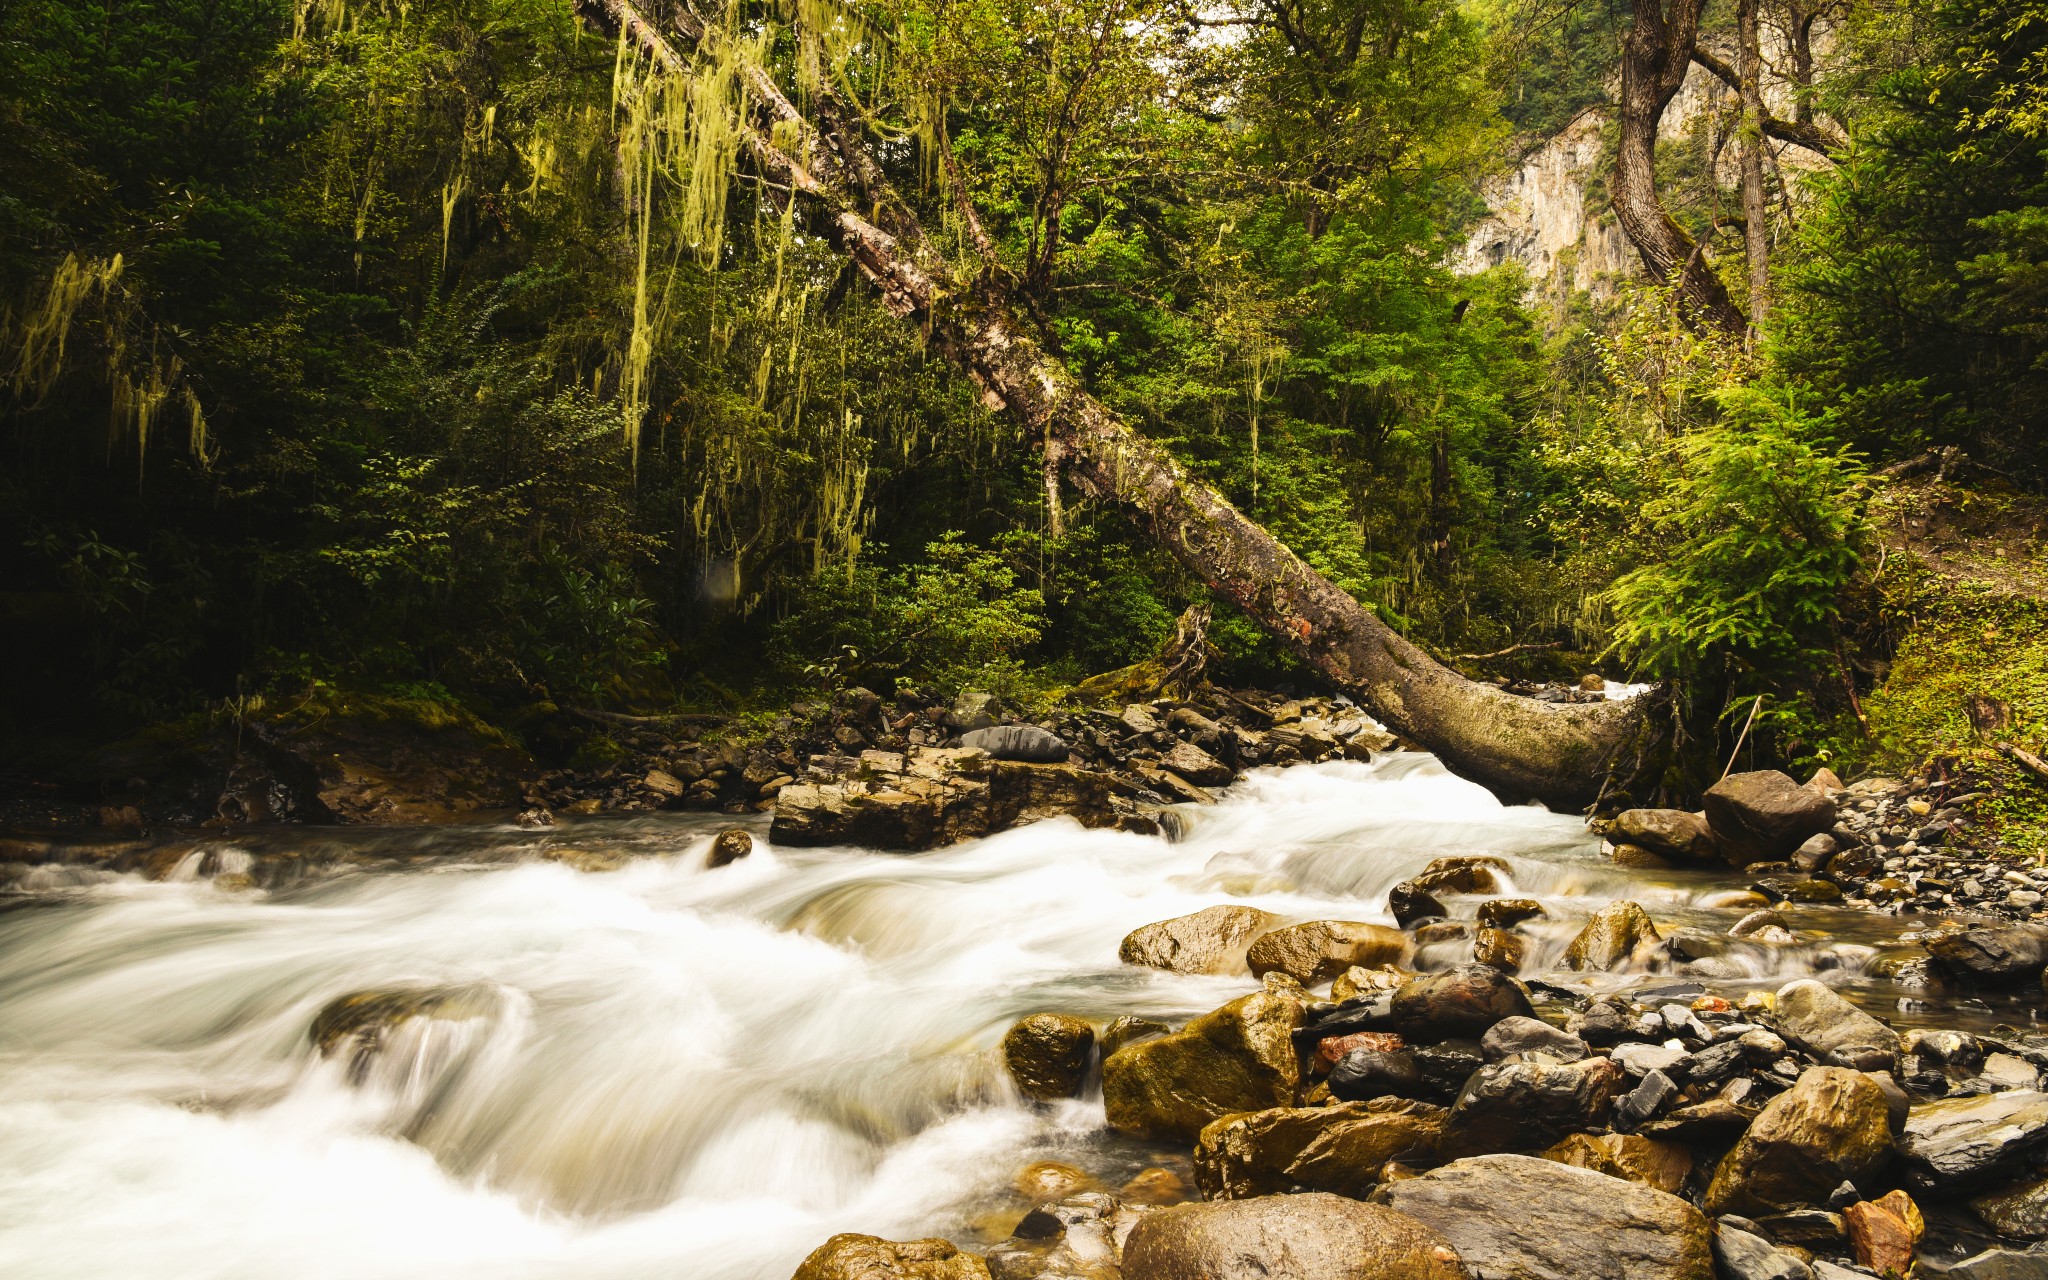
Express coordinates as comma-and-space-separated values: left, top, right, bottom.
576, 0, 1668, 809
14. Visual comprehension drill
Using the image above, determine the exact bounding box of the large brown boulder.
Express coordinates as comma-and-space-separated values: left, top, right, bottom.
1608, 809, 1719, 863
1391, 964, 1534, 1041
1702, 771, 1838, 866
1705, 1066, 1894, 1214
1562, 901, 1661, 971
1375, 1154, 1712, 1280
1409, 855, 1512, 897
1247, 920, 1409, 985
791, 1235, 991, 1280
1194, 1097, 1446, 1200
1001, 1014, 1095, 1101
1102, 989, 1305, 1140
1119, 906, 1284, 976
1121, 1193, 1467, 1280
1540, 1132, 1691, 1194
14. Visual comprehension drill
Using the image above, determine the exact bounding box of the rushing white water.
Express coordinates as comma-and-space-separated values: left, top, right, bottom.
0, 755, 1939, 1280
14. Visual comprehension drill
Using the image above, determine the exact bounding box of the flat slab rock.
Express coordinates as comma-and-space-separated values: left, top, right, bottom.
1898, 1090, 2048, 1192
1373, 1153, 1714, 1280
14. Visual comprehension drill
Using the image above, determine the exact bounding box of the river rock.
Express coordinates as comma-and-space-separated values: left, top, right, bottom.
1562, 900, 1661, 971
1920, 1249, 2048, 1279
1703, 771, 1838, 866
1329, 1047, 1426, 1102
792, 1235, 991, 1280
1896, 1090, 2048, 1193
1101, 1015, 1171, 1058
1480, 1016, 1586, 1062
1120, 1193, 1467, 1280
1771, 979, 1899, 1071
1392, 964, 1533, 1040
1102, 989, 1304, 1140
1439, 1055, 1625, 1159
1705, 1066, 1894, 1214
1247, 920, 1408, 986
1118, 905, 1284, 976
1541, 1132, 1691, 1193
1375, 1153, 1713, 1280
772, 748, 1139, 850
1313, 1029, 1405, 1074
1158, 741, 1233, 787
1610, 809, 1720, 863
1409, 855, 1511, 896
1973, 1176, 2048, 1239
1194, 1097, 1447, 1199
1471, 927, 1524, 973
986, 1191, 1145, 1280
1843, 1190, 1923, 1278
1927, 923, 2048, 985
960, 725, 1070, 763
1713, 1226, 1815, 1280
309, 984, 502, 1082
1002, 1014, 1095, 1101
1476, 899, 1544, 929
1390, 880, 1448, 926
708, 827, 753, 867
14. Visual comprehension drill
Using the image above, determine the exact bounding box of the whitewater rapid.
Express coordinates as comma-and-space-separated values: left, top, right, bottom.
0, 756, 1926, 1279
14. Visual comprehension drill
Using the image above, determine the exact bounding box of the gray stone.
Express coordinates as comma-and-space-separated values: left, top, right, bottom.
1713, 1225, 1815, 1280
1928, 924, 2048, 985
1440, 1055, 1625, 1159
1118, 905, 1284, 976
1772, 979, 1899, 1071
1897, 1090, 2048, 1194
1615, 1069, 1680, 1130
960, 725, 1070, 763
1376, 1153, 1714, 1280
1918, 1250, 2048, 1280
1613, 1042, 1690, 1077
1392, 964, 1534, 1040
1480, 1016, 1588, 1062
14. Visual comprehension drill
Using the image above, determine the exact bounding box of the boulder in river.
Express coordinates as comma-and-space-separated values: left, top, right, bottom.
985, 1191, 1147, 1280
1120, 1192, 1467, 1280
1712, 1226, 1815, 1280
1609, 808, 1720, 863
1439, 1055, 1625, 1159
1157, 741, 1234, 787
1374, 1153, 1713, 1280
707, 827, 753, 867
1193, 1097, 1447, 1199
1247, 920, 1408, 985
1702, 770, 1838, 866
1927, 923, 2048, 986
959, 725, 1069, 762
1391, 964, 1533, 1040
1118, 905, 1283, 976
1771, 979, 1899, 1071
1001, 1013, 1095, 1101
1562, 900, 1661, 971
1896, 1090, 2048, 1194
1102, 989, 1304, 1140
1389, 880, 1447, 926
792, 1234, 990, 1280
309, 984, 502, 1083
1705, 1066, 1894, 1215
1409, 855, 1511, 897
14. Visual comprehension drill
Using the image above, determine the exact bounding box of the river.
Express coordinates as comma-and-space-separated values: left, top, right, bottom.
0, 754, 2000, 1279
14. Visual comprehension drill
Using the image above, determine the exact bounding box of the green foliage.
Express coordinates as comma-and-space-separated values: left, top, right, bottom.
1606, 388, 1869, 676
769, 534, 1046, 696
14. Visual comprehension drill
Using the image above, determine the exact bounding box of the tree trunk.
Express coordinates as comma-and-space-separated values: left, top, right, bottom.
1737, 0, 1771, 334
580, 0, 1667, 809
1617, 0, 1747, 334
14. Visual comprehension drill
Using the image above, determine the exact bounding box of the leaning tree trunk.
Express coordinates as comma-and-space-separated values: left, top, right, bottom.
578, 0, 1668, 809
1617, 0, 1747, 335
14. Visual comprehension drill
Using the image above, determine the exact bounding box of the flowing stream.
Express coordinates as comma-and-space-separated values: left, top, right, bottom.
0, 755, 2014, 1280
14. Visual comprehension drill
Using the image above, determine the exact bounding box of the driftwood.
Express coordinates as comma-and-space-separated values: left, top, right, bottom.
572, 0, 1667, 807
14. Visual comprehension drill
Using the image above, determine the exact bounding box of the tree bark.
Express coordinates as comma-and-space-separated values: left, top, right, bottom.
579, 0, 1666, 808
1737, 0, 1772, 334
1616, 0, 1747, 334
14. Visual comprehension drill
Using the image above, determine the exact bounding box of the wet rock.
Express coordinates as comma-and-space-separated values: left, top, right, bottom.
1101, 1015, 1171, 1059
1927, 923, 2048, 985
1541, 1132, 1692, 1193
251, 699, 533, 823
1705, 1066, 1894, 1215
1641, 1097, 1762, 1143
1920, 1248, 2048, 1279
707, 826, 753, 867
1439, 1055, 1625, 1159
1015, 1161, 1097, 1203
986, 1191, 1145, 1280
1704, 771, 1839, 866
1771, 979, 1899, 1071
1611, 843, 1675, 869
1390, 880, 1447, 926
793, 1234, 991, 1280
1610, 1042, 1688, 1077
516, 806, 554, 829
1476, 899, 1545, 929
1332, 964, 1410, 1001
1118, 905, 1283, 976
1102, 989, 1304, 1140
1471, 927, 1525, 973
1002, 1014, 1095, 1101
1313, 1029, 1404, 1074
1479, 1016, 1587, 1062
1412, 1040, 1488, 1102
772, 748, 1139, 851
1614, 1069, 1681, 1131
1392, 964, 1534, 1041
1247, 920, 1408, 986
1121, 1193, 1467, 1280
1409, 855, 1511, 897
1897, 1090, 2048, 1194
309, 984, 501, 1082
1973, 1176, 2048, 1240
1329, 1046, 1426, 1102
1119, 1167, 1188, 1206
960, 725, 1070, 763
1843, 1191, 1923, 1279
1193, 1097, 1447, 1199
1157, 741, 1233, 787
1568, 998, 1631, 1046
1375, 1153, 1713, 1280
1753, 1209, 1847, 1248
1562, 900, 1661, 971
1712, 1226, 1815, 1280
1611, 809, 1720, 863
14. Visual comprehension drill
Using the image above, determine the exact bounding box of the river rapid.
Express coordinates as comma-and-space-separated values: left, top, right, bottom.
0, 755, 2008, 1280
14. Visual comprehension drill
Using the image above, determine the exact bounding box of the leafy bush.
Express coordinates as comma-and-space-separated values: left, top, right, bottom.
1606, 387, 1869, 676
